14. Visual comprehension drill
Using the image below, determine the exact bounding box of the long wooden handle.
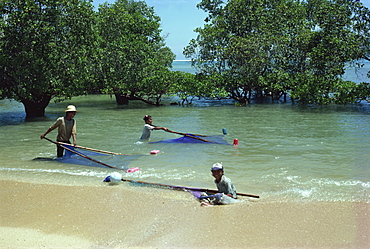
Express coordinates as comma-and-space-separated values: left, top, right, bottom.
166, 130, 215, 143
121, 178, 259, 198
200, 188, 260, 198
56, 141, 124, 155
166, 129, 206, 137
42, 137, 124, 170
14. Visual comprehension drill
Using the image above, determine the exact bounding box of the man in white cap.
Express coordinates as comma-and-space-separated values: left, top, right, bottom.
200, 162, 237, 206
211, 162, 237, 199
40, 105, 77, 157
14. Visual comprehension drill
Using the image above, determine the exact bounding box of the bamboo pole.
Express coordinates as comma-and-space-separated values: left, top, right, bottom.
166, 129, 215, 143
121, 178, 260, 198
42, 137, 124, 170
166, 129, 206, 137
56, 141, 125, 155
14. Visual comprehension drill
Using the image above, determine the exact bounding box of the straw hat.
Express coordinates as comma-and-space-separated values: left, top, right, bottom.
65, 105, 77, 112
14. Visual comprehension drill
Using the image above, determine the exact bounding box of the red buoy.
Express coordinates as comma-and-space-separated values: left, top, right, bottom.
233, 139, 238, 146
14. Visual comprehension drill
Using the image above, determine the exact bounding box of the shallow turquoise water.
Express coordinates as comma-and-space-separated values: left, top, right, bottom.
1, 95, 369, 203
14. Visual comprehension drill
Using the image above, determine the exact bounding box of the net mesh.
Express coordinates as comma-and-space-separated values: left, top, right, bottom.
149, 134, 231, 145
57, 144, 143, 170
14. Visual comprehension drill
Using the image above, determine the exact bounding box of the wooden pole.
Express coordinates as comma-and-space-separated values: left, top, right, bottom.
42, 137, 124, 170
56, 141, 125, 155
166, 129, 206, 137
166, 129, 215, 143
121, 178, 259, 198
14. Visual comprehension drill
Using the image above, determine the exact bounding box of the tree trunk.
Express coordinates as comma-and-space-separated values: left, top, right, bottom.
21, 96, 51, 119
237, 98, 248, 105
114, 92, 129, 105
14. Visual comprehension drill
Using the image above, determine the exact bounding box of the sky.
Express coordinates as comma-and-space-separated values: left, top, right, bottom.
92, 0, 370, 60
92, 0, 206, 60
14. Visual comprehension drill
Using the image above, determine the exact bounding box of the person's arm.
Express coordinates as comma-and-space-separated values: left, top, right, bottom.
40, 127, 55, 139
154, 126, 168, 131
220, 177, 237, 199
228, 185, 237, 199
71, 120, 77, 146
40, 119, 60, 139
225, 183, 237, 199
40, 128, 52, 139
72, 134, 77, 146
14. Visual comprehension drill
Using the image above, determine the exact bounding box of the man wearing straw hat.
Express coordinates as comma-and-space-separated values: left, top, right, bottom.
40, 105, 77, 157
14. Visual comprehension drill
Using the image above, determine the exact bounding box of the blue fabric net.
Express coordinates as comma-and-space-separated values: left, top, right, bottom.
56, 144, 143, 170
149, 134, 231, 145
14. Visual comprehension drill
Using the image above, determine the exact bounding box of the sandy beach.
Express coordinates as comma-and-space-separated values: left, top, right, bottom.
1, 179, 369, 249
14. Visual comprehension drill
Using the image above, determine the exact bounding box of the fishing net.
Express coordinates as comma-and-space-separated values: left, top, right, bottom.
56, 144, 143, 170
149, 134, 231, 145
118, 180, 241, 205
196, 192, 242, 205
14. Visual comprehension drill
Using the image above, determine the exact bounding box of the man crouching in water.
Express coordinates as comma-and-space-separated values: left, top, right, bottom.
200, 163, 237, 207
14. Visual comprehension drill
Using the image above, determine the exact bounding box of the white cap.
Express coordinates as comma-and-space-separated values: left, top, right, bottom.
211, 162, 223, 171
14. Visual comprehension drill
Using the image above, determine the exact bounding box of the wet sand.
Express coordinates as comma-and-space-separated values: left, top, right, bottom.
1, 180, 369, 248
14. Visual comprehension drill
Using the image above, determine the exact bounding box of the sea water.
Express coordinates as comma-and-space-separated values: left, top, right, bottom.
0, 62, 369, 203
171, 60, 197, 74
172, 59, 370, 84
